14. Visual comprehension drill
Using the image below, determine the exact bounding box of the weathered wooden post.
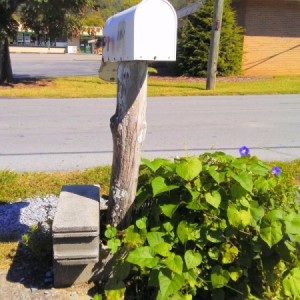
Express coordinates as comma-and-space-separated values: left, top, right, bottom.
206, 0, 224, 90
99, 0, 177, 229
109, 61, 148, 228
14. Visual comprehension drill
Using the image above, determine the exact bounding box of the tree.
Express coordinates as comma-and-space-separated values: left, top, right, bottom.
0, 0, 24, 83
0, 0, 94, 83
81, 9, 105, 28
20, 0, 94, 43
94, 0, 140, 23
177, 0, 243, 77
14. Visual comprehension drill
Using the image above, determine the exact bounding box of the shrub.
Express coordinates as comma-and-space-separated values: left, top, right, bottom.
104, 149, 300, 299
176, 0, 243, 77
22, 221, 53, 266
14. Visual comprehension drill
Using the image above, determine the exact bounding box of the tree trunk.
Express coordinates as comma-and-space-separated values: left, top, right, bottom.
108, 61, 148, 229
0, 38, 13, 84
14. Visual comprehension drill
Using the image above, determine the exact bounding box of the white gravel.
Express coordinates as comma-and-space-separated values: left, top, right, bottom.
0, 195, 58, 238
0, 195, 108, 238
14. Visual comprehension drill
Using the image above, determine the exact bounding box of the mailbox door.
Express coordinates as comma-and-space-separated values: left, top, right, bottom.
103, 7, 135, 61
134, 0, 177, 61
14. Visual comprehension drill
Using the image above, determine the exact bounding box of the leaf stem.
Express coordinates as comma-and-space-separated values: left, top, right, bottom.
225, 284, 244, 295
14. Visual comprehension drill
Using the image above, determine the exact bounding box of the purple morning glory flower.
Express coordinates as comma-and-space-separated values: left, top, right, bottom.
271, 166, 281, 176
239, 146, 250, 156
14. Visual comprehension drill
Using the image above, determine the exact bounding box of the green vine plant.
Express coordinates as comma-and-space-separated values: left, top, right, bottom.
103, 147, 300, 299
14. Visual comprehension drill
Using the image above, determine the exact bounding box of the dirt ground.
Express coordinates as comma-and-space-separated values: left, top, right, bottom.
0, 267, 99, 300
0, 242, 100, 300
0, 78, 55, 89
0, 268, 96, 300
0, 260, 100, 300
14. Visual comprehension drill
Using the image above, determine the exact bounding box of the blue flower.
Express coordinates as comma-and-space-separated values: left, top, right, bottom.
271, 166, 281, 176
239, 146, 250, 156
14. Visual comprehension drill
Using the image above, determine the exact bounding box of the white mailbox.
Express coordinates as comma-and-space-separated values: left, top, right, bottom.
102, 0, 177, 62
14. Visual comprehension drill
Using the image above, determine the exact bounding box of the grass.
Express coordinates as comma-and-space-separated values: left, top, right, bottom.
0, 166, 111, 203
0, 159, 299, 204
149, 75, 300, 96
0, 74, 300, 98
0, 242, 18, 269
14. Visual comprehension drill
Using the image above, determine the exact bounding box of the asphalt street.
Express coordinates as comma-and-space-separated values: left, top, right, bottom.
10, 53, 101, 78
0, 95, 299, 172
2, 54, 299, 171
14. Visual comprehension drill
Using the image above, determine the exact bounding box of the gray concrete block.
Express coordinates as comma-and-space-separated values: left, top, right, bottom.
53, 236, 99, 261
52, 185, 100, 234
52, 185, 101, 288
53, 261, 98, 287
54, 244, 115, 287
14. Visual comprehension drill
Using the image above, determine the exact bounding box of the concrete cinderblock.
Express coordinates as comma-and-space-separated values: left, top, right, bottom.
52, 185, 100, 287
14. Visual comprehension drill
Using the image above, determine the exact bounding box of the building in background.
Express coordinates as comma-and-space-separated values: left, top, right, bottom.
68, 26, 103, 54
233, 0, 300, 75
179, 0, 300, 76
10, 24, 103, 54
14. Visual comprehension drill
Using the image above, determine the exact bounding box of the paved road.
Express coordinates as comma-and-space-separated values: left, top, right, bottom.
10, 53, 101, 78
0, 95, 299, 172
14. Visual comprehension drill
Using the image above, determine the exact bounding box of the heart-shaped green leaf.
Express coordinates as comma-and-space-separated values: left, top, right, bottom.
176, 157, 202, 181
205, 190, 221, 208
211, 266, 230, 288
184, 250, 202, 269
151, 176, 179, 196
260, 219, 283, 248
283, 268, 300, 298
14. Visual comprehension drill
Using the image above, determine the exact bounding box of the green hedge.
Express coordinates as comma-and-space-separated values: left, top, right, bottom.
103, 149, 300, 299
176, 0, 244, 77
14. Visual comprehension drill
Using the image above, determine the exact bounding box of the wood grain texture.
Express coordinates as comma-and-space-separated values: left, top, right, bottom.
108, 61, 148, 229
